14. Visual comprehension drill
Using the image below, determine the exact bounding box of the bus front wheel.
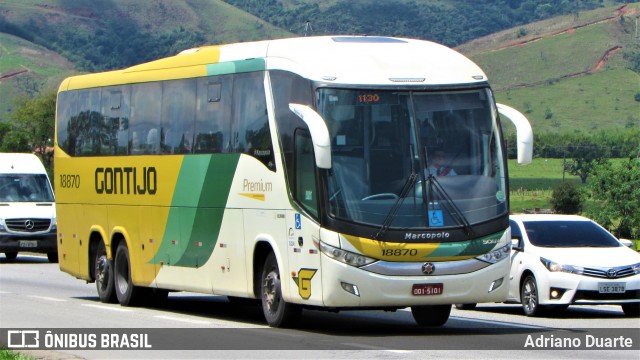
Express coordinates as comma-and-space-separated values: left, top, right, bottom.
411, 304, 451, 326
260, 253, 301, 327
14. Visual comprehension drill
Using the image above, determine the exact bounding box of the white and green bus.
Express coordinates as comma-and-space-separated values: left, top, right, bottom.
55, 36, 533, 327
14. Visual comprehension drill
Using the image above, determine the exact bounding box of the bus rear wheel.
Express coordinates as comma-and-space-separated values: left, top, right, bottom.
114, 241, 143, 306
260, 253, 301, 327
95, 241, 116, 303
411, 304, 451, 326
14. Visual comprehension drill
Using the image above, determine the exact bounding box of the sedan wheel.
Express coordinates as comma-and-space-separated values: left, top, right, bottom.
521, 275, 543, 317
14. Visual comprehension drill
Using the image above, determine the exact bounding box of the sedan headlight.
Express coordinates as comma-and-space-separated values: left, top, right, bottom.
318, 241, 376, 267
540, 257, 584, 275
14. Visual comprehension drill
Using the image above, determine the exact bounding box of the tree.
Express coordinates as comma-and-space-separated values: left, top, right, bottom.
9, 92, 56, 166
550, 181, 583, 214
587, 154, 640, 239
563, 140, 609, 184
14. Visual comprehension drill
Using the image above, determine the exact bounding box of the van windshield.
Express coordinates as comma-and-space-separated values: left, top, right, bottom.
0, 174, 54, 202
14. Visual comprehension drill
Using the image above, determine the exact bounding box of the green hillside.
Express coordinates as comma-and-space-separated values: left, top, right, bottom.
0, 32, 76, 120
0, 0, 292, 121
460, 3, 640, 134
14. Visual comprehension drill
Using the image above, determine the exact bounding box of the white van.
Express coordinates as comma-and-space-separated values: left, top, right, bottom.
0, 153, 57, 262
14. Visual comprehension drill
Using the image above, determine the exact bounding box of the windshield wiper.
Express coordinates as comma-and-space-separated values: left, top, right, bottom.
425, 171, 475, 237
373, 172, 418, 240
373, 145, 418, 240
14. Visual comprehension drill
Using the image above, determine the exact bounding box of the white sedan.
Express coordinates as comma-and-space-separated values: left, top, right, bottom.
457, 214, 640, 317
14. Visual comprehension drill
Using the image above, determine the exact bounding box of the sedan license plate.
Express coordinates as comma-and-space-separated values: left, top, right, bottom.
598, 282, 625, 294
19, 240, 37, 248
412, 283, 443, 296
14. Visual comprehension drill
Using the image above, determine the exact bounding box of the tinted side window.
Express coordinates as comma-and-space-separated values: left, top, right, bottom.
510, 220, 522, 238
195, 75, 232, 153
232, 72, 275, 171
295, 130, 319, 217
102, 86, 130, 155
75, 88, 103, 156
56, 91, 78, 156
162, 79, 196, 154
270, 70, 314, 187
130, 82, 162, 155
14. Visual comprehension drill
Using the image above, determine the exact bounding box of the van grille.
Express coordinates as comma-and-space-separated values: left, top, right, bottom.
5, 218, 51, 232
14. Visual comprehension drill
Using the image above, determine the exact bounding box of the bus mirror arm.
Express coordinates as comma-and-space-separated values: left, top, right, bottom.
289, 103, 332, 169
496, 103, 533, 165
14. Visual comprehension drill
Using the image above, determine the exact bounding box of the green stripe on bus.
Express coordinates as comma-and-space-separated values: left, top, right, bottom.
206, 58, 266, 76
151, 154, 240, 267
425, 231, 505, 258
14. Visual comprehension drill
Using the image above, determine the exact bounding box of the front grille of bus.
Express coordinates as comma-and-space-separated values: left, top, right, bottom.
5, 219, 51, 233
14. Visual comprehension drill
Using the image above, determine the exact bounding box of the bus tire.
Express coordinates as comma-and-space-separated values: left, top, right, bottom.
47, 252, 58, 263
114, 241, 143, 306
454, 303, 477, 310
95, 241, 116, 303
260, 252, 301, 327
411, 304, 451, 326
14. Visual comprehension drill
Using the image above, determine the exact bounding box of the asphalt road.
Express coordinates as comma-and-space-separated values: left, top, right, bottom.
1, 254, 638, 359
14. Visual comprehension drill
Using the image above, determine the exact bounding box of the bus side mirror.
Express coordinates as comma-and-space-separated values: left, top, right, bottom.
289, 103, 332, 169
497, 103, 533, 165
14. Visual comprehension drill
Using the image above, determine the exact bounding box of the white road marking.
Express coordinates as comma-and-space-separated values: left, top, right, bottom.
154, 315, 212, 325
28, 295, 66, 302
82, 303, 133, 312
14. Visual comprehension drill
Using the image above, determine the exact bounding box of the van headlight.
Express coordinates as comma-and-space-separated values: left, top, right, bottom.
318, 241, 376, 267
540, 257, 584, 274
476, 243, 511, 264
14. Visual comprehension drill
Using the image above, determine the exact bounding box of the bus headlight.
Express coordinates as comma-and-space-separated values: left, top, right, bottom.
318, 241, 376, 267
476, 243, 510, 264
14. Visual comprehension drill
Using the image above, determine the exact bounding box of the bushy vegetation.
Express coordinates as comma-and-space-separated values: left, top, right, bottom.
550, 181, 583, 214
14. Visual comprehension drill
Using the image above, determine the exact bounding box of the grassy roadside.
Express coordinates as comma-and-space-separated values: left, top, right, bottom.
0, 349, 34, 360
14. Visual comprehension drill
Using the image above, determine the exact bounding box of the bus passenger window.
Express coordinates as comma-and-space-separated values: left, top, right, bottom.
232, 72, 275, 171
195, 76, 232, 153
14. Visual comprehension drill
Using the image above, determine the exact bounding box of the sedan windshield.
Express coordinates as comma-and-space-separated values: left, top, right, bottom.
523, 220, 621, 247
318, 88, 506, 230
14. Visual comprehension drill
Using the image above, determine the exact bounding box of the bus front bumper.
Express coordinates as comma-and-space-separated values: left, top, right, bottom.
318, 254, 510, 308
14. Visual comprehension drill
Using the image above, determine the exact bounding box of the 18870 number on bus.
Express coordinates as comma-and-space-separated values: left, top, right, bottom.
59, 174, 80, 188
381, 249, 418, 257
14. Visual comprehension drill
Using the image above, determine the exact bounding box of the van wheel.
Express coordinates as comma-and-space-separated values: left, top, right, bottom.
260, 253, 301, 327
114, 242, 143, 306
95, 241, 116, 303
4, 252, 17, 260
521, 275, 544, 317
621, 303, 640, 317
411, 305, 451, 326
47, 252, 58, 263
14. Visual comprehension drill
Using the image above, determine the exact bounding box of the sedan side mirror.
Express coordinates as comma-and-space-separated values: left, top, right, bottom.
619, 239, 633, 248
511, 237, 523, 252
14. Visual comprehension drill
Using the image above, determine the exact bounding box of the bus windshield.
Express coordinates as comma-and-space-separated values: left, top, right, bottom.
318, 88, 506, 230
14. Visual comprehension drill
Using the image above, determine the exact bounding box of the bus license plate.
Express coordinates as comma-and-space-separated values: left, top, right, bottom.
412, 283, 443, 296
598, 282, 625, 294
19, 240, 37, 248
